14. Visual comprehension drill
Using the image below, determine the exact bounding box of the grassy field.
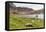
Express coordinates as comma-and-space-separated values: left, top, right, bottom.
9, 15, 44, 29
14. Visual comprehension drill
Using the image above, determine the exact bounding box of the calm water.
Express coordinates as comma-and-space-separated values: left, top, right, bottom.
16, 14, 44, 19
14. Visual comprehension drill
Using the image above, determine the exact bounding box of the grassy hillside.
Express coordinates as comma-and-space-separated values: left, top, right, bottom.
9, 15, 44, 29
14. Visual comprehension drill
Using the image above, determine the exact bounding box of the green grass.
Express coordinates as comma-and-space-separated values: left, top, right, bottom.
9, 15, 44, 29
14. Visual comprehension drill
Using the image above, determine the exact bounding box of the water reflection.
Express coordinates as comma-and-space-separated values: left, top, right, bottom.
16, 14, 44, 19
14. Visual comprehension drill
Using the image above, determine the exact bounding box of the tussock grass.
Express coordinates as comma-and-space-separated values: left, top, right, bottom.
9, 15, 44, 29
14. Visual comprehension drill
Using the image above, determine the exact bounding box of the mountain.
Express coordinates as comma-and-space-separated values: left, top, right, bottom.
9, 3, 44, 15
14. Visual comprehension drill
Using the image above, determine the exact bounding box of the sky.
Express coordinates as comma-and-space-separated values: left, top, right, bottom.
13, 3, 44, 10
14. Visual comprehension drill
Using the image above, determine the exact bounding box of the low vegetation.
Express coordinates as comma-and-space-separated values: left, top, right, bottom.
9, 15, 44, 29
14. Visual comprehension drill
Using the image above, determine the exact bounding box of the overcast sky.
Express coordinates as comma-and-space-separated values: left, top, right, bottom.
13, 3, 44, 10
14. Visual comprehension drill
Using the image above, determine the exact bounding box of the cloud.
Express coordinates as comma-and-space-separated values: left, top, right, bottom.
13, 3, 44, 10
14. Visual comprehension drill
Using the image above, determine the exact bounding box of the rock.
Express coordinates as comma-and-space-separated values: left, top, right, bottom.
25, 23, 33, 27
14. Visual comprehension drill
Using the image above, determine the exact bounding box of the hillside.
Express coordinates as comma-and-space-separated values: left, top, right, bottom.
9, 3, 44, 15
